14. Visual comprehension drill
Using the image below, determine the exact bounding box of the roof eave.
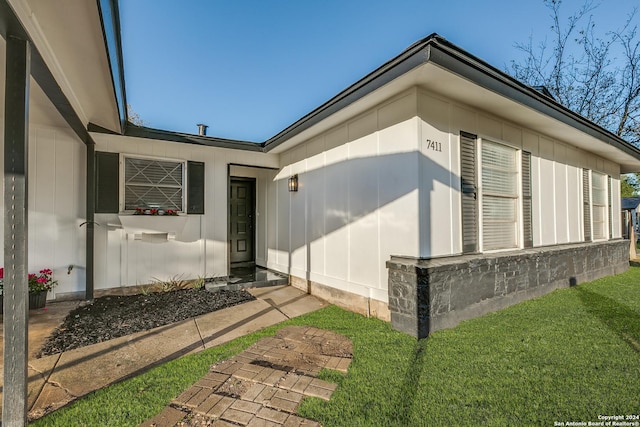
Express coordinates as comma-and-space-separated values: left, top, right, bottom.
427, 37, 640, 163
262, 34, 439, 152
0, 0, 92, 144
97, 0, 128, 134
120, 122, 264, 152
262, 32, 640, 167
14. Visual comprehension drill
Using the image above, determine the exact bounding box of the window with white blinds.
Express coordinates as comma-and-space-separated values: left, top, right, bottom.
583, 169, 591, 242
124, 157, 184, 211
591, 171, 607, 240
481, 140, 519, 250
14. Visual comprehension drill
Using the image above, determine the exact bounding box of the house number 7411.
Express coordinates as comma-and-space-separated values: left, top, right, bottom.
426, 139, 442, 152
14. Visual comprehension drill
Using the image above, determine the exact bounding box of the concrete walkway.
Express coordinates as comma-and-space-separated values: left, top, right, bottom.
0, 285, 327, 422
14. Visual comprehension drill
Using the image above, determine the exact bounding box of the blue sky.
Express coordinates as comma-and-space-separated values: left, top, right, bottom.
119, 0, 639, 142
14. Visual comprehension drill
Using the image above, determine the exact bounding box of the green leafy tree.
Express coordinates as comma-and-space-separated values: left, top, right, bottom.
621, 174, 638, 197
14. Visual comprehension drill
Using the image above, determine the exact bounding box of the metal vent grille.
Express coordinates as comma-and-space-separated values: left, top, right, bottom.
124, 157, 183, 211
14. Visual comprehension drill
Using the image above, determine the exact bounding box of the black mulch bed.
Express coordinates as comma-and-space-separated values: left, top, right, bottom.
36, 288, 256, 358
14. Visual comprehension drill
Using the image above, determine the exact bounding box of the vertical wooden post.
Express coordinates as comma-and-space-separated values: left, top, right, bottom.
85, 139, 95, 300
3, 35, 31, 426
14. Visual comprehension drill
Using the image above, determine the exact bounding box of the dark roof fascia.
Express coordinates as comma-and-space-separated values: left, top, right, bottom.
97, 0, 128, 133
0, 0, 91, 145
121, 122, 264, 152
262, 34, 437, 152
88, 122, 120, 135
262, 32, 640, 163
229, 162, 279, 171
532, 85, 556, 100
427, 37, 640, 161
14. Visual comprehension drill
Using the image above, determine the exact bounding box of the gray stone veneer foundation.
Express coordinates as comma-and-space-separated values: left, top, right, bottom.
387, 240, 629, 339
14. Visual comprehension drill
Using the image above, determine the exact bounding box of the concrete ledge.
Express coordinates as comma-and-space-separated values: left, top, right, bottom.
56, 283, 177, 301
289, 276, 390, 321
387, 240, 629, 339
369, 298, 391, 322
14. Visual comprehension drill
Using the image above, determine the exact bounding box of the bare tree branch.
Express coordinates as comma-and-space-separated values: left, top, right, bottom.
508, 1, 640, 146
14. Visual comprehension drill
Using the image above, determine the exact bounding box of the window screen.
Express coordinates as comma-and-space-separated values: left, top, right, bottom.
481, 140, 518, 250
124, 157, 184, 211
591, 171, 607, 240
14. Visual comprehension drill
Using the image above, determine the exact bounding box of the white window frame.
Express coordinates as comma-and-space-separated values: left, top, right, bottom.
591, 171, 608, 241
120, 154, 186, 213
478, 138, 522, 252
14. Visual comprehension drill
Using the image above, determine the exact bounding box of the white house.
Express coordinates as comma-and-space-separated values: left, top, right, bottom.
2, 0, 640, 337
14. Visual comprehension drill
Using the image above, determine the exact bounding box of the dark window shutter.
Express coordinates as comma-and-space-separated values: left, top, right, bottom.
583, 169, 591, 242
522, 151, 533, 248
460, 131, 478, 253
187, 161, 205, 214
95, 151, 119, 213
607, 175, 613, 239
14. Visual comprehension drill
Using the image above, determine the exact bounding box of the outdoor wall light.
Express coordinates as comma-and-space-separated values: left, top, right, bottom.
288, 174, 299, 192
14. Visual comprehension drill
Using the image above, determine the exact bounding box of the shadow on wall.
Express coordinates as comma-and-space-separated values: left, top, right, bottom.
277, 149, 458, 282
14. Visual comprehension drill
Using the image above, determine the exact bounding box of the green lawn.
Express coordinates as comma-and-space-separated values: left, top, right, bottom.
34, 266, 640, 426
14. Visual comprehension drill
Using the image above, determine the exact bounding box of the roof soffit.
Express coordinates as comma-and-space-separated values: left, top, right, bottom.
416, 63, 640, 172
265, 35, 640, 172
9, 0, 120, 132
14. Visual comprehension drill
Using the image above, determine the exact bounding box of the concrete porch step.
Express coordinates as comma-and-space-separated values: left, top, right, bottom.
205, 267, 289, 293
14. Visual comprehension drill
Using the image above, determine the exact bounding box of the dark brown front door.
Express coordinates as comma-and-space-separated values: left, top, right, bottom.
229, 178, 255, 264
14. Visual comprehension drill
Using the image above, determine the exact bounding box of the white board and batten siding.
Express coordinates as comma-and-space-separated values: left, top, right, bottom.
273, 88, 623, 305
271, 90, 422, 304
0, 88, 624, 301
91, 133, 279, 290
417, 89, 621, 250
0, 124, 87, 300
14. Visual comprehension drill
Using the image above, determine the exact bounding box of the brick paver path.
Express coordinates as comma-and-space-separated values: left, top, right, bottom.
140, 326, 353, 427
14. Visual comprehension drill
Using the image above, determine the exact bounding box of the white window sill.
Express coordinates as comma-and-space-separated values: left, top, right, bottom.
118, 214, 188, 236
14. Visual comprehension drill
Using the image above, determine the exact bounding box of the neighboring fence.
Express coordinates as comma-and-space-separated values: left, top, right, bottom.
622, 211, 632, 240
